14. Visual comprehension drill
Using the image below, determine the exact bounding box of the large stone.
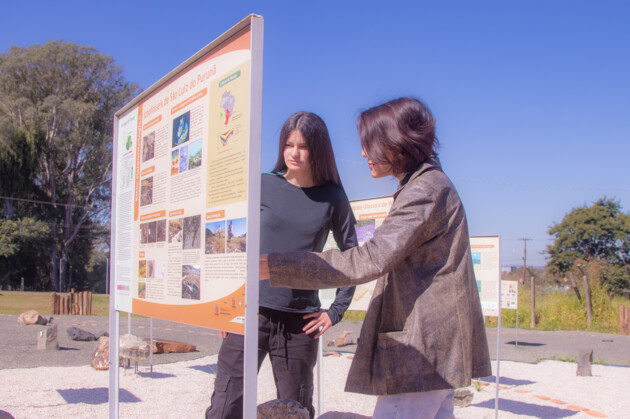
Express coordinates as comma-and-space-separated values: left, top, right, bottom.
577, 349, 593, 376
257, 398, 309, 419
119, 334, 150, 361
17, 310, 48, 325
37, 324, 59, 350
91, 336, 110, 370
454, 388, 474, 407
147, 339, 196, 354
67, 326, 97, 341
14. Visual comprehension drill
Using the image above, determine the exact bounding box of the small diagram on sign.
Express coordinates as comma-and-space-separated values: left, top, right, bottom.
182, 264, 200, 300
172, 111, 190, 147
220, 91, 234, 125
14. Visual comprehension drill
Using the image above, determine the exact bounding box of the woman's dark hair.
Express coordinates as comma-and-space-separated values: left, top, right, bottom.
272, 111, 343, 187
357, 97, 439, 177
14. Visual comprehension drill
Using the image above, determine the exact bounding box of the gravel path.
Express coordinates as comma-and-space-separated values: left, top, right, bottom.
1, 355, 628, 418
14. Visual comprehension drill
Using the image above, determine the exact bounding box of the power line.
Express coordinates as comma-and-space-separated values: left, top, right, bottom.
0, 195, 97, 209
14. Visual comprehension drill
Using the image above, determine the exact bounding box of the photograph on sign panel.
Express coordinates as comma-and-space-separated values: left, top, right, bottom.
226, 217, 246, 253
172, 111, 190, 147
140, 177, 153, 207
142, 131, 155, 162
168, 218, 183, 243
181, 264, 200, 300
182, 215, 201, 249
171, 149, 179, 175
205, 220, 226, 254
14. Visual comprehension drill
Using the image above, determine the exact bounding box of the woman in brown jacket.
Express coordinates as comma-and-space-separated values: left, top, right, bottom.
260, 97, 491, 418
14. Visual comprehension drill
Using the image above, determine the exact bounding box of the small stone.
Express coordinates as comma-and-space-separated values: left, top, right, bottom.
257, 398, 309, 419
454, 388, 474, 407
577, 349, 593, 376
67, 326, 97, 341
37, 324, 59, 350
91, 336, 110, 370
17, 310, 48, 325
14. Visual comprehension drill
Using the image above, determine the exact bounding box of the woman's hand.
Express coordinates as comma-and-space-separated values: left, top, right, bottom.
220, 331, 228, 339
259, 254, 270, 280
302, 310, 332, 339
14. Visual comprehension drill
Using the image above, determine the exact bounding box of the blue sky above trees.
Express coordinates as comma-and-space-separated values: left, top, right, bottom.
2, 0, 628, 266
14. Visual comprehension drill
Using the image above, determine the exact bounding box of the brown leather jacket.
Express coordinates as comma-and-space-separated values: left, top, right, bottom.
268, 157, 492, 395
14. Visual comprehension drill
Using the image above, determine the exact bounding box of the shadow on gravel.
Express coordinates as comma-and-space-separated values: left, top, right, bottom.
58, 347, 80, 351
473, 398, 579, 418
136, 371, 176, 379
57, 387, 141, 404
479, 375, 536, 386
189, 364, 217, 375
506, 341, 545, 347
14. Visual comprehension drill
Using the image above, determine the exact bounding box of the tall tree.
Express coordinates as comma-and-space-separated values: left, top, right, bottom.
0, 41, 139, 291
547, 198, 630, 295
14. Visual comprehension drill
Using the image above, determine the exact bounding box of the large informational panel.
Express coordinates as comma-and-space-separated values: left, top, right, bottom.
111, 15, 263, 335
321, 198, 501, 316
470, 236, 501, 317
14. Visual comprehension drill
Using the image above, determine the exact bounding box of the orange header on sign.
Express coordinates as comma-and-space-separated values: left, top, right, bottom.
169, 209, 185, 217
140, 210, 166, 222
141, 166, 155, 177
171, 88, 208, 115
206, 210, 226, 221
471, 244, 495, 249
143, 115, 162, 131
359, 212, 388, 220
139, 251, 145, 258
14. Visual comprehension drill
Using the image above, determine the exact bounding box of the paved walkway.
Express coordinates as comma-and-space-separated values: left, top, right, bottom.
2, 313, 629, 369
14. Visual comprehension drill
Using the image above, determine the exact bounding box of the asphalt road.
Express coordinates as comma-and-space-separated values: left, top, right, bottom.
2, 314, 629, 370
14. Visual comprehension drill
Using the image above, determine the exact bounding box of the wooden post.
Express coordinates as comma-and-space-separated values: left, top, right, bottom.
620, 305, 630, 335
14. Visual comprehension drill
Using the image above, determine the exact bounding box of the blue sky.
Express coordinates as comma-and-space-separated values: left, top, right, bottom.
2, 1, 628, 266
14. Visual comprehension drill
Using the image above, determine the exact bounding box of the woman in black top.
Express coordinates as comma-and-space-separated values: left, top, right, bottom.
206, 112, 357, 419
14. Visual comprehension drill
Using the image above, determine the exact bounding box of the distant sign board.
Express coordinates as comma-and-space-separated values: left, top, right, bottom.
320, 198, 500, 316
470, 236, 501, 317
501, 280, 518, 309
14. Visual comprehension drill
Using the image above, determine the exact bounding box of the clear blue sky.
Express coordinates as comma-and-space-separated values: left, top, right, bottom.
2, 1, 628, 267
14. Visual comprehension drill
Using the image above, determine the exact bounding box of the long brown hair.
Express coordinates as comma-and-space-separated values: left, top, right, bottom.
358, 97, 439, 177
272, 111, 342, 187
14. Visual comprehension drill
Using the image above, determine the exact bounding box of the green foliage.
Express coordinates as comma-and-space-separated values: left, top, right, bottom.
0, 41, 139, 291
495, 279, 627, 334
547, 198, 630, 295
0, 218, 49, 258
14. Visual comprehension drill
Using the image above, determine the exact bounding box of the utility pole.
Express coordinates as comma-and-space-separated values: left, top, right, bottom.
519, 238, 534, 327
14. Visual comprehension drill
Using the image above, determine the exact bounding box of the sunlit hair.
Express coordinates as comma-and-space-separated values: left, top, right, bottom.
357, 97, 439, 177
272, 111, 343, 187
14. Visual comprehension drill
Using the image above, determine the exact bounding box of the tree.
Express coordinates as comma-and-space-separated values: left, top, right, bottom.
0, 41, 139, 291
547, 198, 630, 295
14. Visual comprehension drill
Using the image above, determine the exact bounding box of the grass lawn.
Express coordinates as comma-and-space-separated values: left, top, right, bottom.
0, 291, 109, 316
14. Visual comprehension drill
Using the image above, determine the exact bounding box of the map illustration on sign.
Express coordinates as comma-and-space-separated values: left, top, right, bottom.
220, 91, 235, 125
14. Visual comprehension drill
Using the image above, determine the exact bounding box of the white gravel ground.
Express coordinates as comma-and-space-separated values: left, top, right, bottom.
1, 356, 627, 418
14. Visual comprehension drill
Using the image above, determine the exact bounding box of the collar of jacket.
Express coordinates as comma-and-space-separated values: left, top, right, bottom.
393, 156, 442, 200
